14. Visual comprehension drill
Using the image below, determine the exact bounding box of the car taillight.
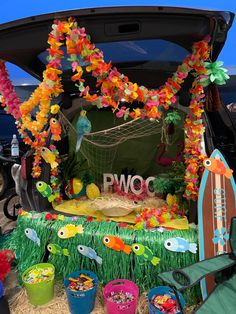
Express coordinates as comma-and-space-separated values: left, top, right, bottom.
21, 155, 32, 180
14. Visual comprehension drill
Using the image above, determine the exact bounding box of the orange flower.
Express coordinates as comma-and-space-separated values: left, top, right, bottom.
84, 93, 98, 102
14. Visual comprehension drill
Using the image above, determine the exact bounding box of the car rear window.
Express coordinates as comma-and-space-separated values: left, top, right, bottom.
38, 39, 188, 69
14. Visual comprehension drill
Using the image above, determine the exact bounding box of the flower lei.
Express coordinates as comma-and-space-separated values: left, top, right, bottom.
135, 204, 183, 229
52, 18, 210, 200
0, 18, 214, 201
0, 61, 21, 120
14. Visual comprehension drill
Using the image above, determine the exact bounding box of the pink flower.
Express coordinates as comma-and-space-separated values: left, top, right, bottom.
177, 71, 188, 79
79, 27, 86, 37
79, 85, 90, 97
116, 106, 126, 118
72, 61, 78, 72
145, 100, 158, 110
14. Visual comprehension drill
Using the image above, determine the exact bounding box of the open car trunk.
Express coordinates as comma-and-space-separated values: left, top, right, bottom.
0, 6, 234, 212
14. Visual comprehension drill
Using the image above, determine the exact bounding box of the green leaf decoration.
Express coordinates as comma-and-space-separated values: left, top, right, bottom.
164, 111, 181, 125
45, 80, 55, 87
67, 54, 78, 62
92, 99, 103, 109
203, 61, 230, 86
124, 109, 130, 120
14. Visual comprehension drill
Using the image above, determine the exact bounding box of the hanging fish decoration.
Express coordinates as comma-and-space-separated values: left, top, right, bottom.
103, 236, 132, 254
77, 245, 102, 264
36, 181, 56, 202
47, 243, 69, 256
50, 118, 62, 141
24, 228, 40, 246
39, 147, 58, 169
132, 243, 160, 266
58, 224, 84, 239
164, 237, 197, 254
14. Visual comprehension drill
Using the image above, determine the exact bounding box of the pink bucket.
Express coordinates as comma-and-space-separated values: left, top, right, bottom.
103, 279, 139, 314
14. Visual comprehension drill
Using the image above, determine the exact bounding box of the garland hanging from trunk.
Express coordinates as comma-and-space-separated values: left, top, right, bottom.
0, 17, 229, 201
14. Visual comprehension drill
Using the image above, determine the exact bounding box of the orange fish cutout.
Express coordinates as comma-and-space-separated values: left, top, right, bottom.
103, 236, 132, 254
203, 158, 233, 179
50, 118, 61, 141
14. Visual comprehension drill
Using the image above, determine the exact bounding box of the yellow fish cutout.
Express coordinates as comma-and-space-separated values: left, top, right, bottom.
58, 224, 84, 239
40, 147, 58, 169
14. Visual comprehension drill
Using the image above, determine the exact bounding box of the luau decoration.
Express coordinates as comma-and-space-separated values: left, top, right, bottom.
0, 17, 230, 201
5, 209, 199, 304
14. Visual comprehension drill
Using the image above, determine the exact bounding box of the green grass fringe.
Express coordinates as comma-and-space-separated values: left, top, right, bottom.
4, 212, 200, 304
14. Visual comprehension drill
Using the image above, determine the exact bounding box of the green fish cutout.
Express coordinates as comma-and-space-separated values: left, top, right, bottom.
47, 243, 69, 256
132, 243, 160, 266
36, 181, 56, 202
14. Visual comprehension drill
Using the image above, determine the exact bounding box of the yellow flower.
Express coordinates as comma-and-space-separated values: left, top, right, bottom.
51, 104, 60, 114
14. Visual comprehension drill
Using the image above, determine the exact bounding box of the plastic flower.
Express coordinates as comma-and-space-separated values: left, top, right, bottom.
202, 61, 230, 85
50, 104, 60, 114
0, 61, 21, 120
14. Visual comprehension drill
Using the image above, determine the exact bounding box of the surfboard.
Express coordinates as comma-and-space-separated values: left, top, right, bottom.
198, 149, 236, 300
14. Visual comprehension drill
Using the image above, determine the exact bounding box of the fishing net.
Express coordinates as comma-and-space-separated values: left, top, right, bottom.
60, 112, 164, 182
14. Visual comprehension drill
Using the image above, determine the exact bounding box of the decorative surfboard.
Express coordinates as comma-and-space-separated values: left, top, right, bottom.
198, 149, 236, 300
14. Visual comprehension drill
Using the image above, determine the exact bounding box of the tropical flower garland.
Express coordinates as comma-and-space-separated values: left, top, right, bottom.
135, 204, 183, 229
0, 17, 225, 202
51, 19, 211, 199
0, 61, 21, 120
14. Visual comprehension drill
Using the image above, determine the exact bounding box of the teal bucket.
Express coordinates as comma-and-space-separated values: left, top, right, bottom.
148, 286, 185, 314
64, 270, 99, 314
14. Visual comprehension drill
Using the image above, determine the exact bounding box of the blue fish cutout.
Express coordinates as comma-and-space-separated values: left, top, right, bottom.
24, 228, 40, 246
77, 245, 102, 264
164, 237, 197, 254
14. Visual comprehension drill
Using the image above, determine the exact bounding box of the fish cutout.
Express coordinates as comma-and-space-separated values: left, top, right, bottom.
132, 243, 160, 266
39, 147, 58, 169
24, 228, 40, 246
36, 181, 56, 202
164, 237, 197, 254
103, 236, 131, 254
203, 158, 233, 179
58, 224, 84, 239
50, 118, 61, 141
47, 243, 69, 256
77, 245, 102, 264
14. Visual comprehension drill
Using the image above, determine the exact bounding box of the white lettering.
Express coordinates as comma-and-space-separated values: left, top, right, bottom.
114, 174, 131, 193
103, 173, 114, 192
145, 176, 155, 197
130, 175, 143, 194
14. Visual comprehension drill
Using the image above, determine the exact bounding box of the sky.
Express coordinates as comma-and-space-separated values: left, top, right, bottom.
1, 0, 235, 82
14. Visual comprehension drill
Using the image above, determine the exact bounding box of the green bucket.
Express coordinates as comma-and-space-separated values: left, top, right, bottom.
22, 263, 55, 306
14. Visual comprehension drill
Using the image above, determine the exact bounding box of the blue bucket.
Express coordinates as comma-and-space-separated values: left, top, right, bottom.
148, 286, 185, 314
64, 270, 99, 314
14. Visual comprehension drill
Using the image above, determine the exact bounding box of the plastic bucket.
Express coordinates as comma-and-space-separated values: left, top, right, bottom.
64, 270, 98, 314
148, 286, 185, 314
104, 279, 139, 314
22, 263, 55, 306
